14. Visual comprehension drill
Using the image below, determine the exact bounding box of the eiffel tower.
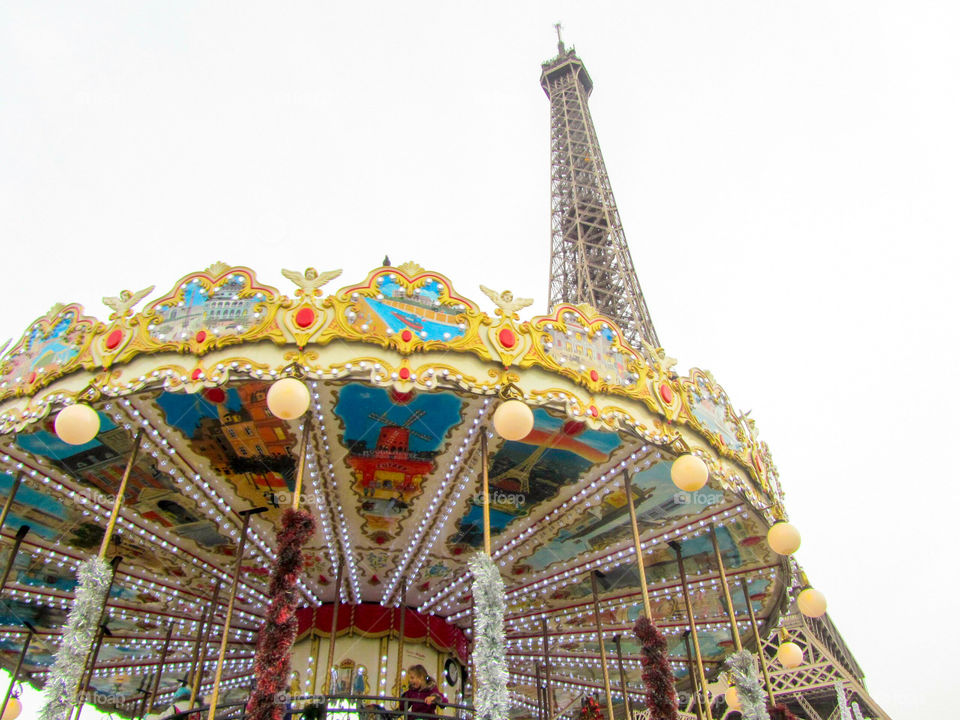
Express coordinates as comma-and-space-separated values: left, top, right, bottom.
541, 25, 659, 350
540, 32, 892, 720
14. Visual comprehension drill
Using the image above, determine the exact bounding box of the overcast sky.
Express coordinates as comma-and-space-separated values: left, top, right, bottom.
2, 3, 958, 718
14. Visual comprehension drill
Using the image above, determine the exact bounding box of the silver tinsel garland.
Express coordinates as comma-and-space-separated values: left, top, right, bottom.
468, 553, 510, 720
725, 650, 770, 720
39, 557, 113, 720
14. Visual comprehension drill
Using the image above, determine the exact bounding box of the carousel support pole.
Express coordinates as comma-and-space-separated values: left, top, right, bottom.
739, 577, 775, 705
136, 674, 153, 719
98, 431, 143, 560
709, 524, 741, 652
291, 412, 312, 511
480, 430, 491, 556
682, 631, 704, 720
589, 572, 616, 720
71, 556, 121, 720
0, 622, 35, 720
613, 635, 632, 720
189, 581, 221, 708
0, 525, 30, 596
0, 473, 23, 536
74, 623, 112, 720
309, 606, 321, 696
540, 617, 553, 720
670, 542, 713, 720
324, 560, 344, 693
146, 623, 174, 714
206, 507, 264, 720
396, 577, 407, 693
622, 470, 651, 617
534, 663, 544, 720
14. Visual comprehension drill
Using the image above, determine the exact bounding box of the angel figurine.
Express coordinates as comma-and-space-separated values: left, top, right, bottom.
479, 285, 534, 319
281, 267, 343, 297
103, 285, 155, 320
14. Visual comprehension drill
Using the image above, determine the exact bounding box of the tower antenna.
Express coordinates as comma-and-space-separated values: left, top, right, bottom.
554, 22, 565, 54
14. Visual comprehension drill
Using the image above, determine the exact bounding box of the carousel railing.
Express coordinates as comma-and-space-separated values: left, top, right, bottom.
168, 694, 476, 720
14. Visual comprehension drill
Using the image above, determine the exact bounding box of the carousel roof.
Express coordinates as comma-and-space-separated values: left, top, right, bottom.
0, 261, 793, 712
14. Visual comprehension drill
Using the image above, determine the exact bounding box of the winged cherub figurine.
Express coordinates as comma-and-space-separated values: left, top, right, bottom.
479, 285, 534, 320
281, 267, 343, 297
103, 286, 155, 320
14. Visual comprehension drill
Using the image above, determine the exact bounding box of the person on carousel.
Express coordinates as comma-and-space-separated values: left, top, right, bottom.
399, 664, 447, 719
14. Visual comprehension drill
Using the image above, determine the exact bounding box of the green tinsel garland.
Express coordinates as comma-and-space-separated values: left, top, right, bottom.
725, 650, 770, 720
39, 557, 113, 720
468, 553, 510, 720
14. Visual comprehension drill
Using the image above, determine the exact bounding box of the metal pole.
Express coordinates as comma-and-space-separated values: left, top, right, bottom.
0, 623, 35, 720
709, 524, 741, 652
740, 577, 775, 705
98, 430, 143, 559
291, 413, 311, 511
71, 555, 122, 720
682, 631, 704, 720
136, 674, 153, 719
75, 623, 112, 719
534, 663, 544, 720
206, 507, 264, 720
540, 617, 553, 720
480, 430, 491, 556
589, 572, 616, 720
309, 606, 322, 695
622, 470, 651, 617
324, 560, 344, 692
670, 542, 713, 720
146, 623, 174, 713
613, 635, 631, 720
0, 525, 29, 595
0, 473, 23, 536
189, 581, 222, 708
396, 577, 407, 692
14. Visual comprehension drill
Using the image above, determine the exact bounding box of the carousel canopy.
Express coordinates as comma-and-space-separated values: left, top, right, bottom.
0, 261, 791, 713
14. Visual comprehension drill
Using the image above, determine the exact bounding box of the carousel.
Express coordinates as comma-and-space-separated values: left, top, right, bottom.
0, 261, 824, 720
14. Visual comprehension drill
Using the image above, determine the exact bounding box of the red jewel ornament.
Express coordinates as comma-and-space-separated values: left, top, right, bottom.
589, 405, 599, 417
498, 328, 516, 348
401, 329, 413, 342
589, 369, 599, 382
659, 383, 674, 404
191, 368, 203, 381
195, 330, 207, 343
204, 388, 226, 404
294, 307, 315, 329
105, 329, 123, 350
27, 371, 36, 385
398, 367, 411, 380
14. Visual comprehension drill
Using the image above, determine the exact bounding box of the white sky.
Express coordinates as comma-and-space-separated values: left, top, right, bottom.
2, 3, 958, 719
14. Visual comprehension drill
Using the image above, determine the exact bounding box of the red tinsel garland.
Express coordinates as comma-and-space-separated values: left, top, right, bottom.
768, 704, 798, 720
247, 508, 317, 720
632, 616, 679, 720
578, 695, 603, 720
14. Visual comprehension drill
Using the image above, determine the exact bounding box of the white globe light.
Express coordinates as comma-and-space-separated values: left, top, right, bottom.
266, 378, 311, 420
670, 454, 709, 492
767, 522, 801, 555
2, 696, 22, 720
724, 686, 740, 709
777, 641, 804, 668
54, 404, 101, 445
797, 588, 827, 617
492, 400, 534, 441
